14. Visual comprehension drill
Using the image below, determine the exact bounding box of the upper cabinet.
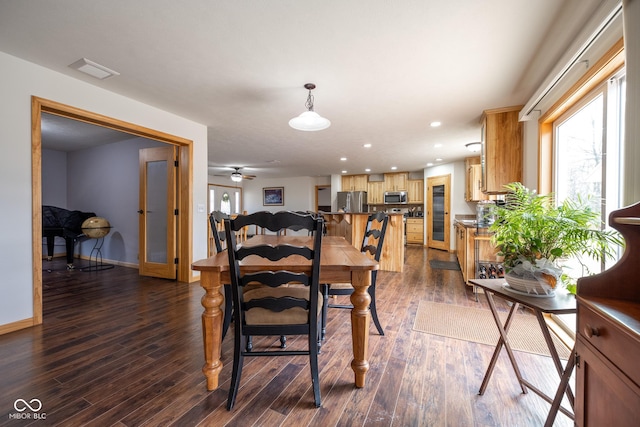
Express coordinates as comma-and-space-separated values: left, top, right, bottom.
342, 174, 368, 192
384, 172, 408, 192
367, 181, 384, 204
465, 157, 487, 202
481, 106, 523, 194
408, 179, 423, 203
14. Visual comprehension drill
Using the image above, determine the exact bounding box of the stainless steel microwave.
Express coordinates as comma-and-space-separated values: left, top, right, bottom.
384, 191, 407, 204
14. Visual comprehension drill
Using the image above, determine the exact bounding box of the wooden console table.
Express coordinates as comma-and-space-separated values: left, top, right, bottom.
469, 278, 576, 427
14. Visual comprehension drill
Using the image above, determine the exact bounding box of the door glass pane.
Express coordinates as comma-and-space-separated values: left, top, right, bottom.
221, 192, 231, 215
431, 184, 445, 242
146, 160, 168, 263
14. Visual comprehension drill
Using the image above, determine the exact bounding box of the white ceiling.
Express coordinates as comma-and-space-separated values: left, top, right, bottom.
0, 0, 602, 180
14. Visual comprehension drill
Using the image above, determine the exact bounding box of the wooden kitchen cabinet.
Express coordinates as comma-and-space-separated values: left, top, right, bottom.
481, 106, 523, 194
465, 157, 487, 202
367, 181, 384, 204
454, 221, 499, 285
574, 203, 640, 426
406, 217, 424, 244
383, 172, 408, 192
341, 174, 368, 192
454, 222, 468, 281
407, 179, 423, 203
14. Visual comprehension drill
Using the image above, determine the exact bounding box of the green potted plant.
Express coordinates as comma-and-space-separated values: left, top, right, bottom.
489, 182, 622, 296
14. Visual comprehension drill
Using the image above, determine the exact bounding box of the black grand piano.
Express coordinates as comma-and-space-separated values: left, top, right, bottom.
42, 205, 96, 268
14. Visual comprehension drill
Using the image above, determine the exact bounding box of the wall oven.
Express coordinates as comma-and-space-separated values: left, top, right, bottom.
384, 191, 407, 204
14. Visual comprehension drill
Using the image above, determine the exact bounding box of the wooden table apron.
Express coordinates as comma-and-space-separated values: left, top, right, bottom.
192, 235, 379, 391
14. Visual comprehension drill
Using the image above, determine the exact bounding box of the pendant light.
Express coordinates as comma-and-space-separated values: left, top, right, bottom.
289, 83, 331, 131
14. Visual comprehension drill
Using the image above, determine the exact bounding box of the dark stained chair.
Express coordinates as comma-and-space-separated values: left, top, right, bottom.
208, 211, 233, 341
224, 211, 324, 410
321, 211, 388, 339
209, 211, 229, 253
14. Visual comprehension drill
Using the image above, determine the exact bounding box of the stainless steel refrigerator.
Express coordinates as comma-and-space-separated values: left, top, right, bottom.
337, 191, 368, 212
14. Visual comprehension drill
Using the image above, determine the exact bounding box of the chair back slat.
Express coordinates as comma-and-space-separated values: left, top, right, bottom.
236, 244, 313, 261
244, 296, 310, 312
241, 270, 310, 288
359, 212, 389, 262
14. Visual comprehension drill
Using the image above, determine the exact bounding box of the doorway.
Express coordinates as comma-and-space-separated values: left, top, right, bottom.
31, 97, 193, 325
426, 174, 451, 251
316, 185, 331, 212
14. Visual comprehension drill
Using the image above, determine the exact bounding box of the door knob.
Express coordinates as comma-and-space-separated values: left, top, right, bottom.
137, 210, 144, 214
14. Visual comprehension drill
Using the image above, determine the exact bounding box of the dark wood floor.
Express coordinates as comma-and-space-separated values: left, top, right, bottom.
0, 246, 573, 426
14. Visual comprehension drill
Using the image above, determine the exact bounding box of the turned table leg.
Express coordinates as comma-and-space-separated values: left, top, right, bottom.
350, 269, 372, 388
200, 271, 224, 391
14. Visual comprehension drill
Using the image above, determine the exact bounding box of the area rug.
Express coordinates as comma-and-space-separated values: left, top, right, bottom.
429, 260, 461, 270
413, 301, 571, 359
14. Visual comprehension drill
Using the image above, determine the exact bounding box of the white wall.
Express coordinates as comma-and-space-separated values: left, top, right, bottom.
66, 137, 166, 265
241, 176, 330, 214
0, 52, 209, 328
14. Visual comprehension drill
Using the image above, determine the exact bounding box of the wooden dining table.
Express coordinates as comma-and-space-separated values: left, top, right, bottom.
192, 235, 379, 391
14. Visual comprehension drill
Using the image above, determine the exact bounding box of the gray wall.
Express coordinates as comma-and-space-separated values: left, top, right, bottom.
43, 137, 166, 265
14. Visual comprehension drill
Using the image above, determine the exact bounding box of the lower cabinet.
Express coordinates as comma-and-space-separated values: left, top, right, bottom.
406, 218, 424, 244
454, 222, 499, 285
455, 223, 468, 281
575, 300, 640, 426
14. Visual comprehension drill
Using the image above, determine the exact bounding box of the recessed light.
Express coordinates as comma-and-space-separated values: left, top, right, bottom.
363, 143, 372, 148
340, 157, 347, 161
434, 143, 442, 148
435, 158, 443, 162
391, 166, 397, 170
430, 121, 441, 127
68, 58, 119, 80
426, 163, 434, 167
342, 170, 348, 174
365, 168, 371, 172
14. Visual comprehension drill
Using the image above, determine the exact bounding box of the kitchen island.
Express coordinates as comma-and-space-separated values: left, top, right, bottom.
321, 212, 404, 272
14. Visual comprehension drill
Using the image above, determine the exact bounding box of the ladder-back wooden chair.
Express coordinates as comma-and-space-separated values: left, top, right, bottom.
321, 211, 388, 339
224, 211, 324, 410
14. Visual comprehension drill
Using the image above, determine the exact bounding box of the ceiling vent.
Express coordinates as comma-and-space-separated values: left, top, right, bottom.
69, 58, 120, 80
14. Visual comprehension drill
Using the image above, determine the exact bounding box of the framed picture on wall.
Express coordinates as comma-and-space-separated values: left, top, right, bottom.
263, 187, 284, 206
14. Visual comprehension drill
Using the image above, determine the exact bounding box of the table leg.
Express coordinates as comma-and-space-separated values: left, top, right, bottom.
534, 311, 575, 408
350, 270, 371, 388
200, 271, 225, 391
479, 293, 527, 395
544, 351, 576, 427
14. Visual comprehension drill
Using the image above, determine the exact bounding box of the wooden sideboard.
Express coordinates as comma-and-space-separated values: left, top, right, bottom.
322, 212, 404, 272
574, 203, 640, 426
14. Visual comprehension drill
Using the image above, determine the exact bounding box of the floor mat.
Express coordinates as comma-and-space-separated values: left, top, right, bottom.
413, 300, 571, 359
429, 260, 461, 270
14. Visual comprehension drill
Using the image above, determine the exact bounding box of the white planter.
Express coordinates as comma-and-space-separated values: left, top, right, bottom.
504, 272, 556, 296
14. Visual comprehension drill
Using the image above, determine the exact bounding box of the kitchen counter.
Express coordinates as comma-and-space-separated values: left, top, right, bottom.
321, 212, 404, 272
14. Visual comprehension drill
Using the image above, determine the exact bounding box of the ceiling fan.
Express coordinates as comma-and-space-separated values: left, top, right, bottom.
213, 167, 256, 182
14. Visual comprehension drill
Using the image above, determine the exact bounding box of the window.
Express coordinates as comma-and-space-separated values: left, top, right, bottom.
553, 68, 625, 278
